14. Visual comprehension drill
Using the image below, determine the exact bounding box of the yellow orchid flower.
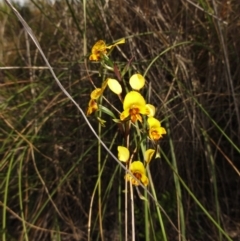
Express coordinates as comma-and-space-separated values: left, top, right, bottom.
145, 149, 155, 164
86, 99, 98, 116
120, 91, 150, 123
147, 117, 167, 141
117, 146, 130, 162
86, 79, 110, 116
129, 74, 145, 90
89, 40, 107, 61
89, 39, 125, 61
125, 161, 148, 186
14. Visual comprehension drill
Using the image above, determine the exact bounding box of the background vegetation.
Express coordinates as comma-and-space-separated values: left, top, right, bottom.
0, 0, 239, 240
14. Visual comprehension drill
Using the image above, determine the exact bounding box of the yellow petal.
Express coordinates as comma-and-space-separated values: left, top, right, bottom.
123, 91, 146, 111
90, 88, 102, 100
89, 54, 100, 61
129, 74, 145, 90
114, 38, 125, 45
138, 105, 149, 116
145, 149, 155, 164
101, 78, 109, 90
91, 40, 107, 53
106, 38, 125, 49
120, 109, 130, 121
130, 161, 146, 175
126, 161, 149, 186
117, 146, 130, 162
146, 104, 156, 117
140, 174, 149, 186
89, 40, 107, 61
87, 99, 98, 116
149, 126, 167, 141
107, 78, 122, 94
148, 117, 166, 140
147, 117, 161, 128
160, 127, 167, 135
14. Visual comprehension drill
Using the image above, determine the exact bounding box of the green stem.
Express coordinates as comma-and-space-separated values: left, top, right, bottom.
18, 150, 29, 241
98, 98, 104, 241
147, 166, 168, 241
118, 167, 123, 241
125, 121, 131, 241
2, 154, 15, 241
144, 187, 149, 241
125, 175, 128, 241
165, 118, 186, 241
203, 130, 222, 241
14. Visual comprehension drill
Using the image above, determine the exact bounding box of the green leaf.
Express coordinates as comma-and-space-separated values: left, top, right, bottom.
98, 104, 116, 119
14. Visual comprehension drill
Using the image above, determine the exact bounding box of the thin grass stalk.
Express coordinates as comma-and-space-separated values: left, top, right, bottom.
24, 29, 34, 240
118, 167, 123, 241
209, 138, 240, 177
24, 147, 29, 241
125, 121, 131, 241
147, 167, 168, 241
145, 81, 151, 241
18, 149, 29, 241
203, 130, 222, 241
144, 187, 149, 241
141, 137, 150, 241
165, 117, 186, 241
98, 97, 104, 241
50, 216, 60, 241
88, 174, 98, 241
2, 154, 15, 241
130, 182, 135, 241
55, 222, 61, 241
126, 124, 135, 241
148, 206, 157, 241
83, 0, 87, 57
125, 175, 128, 241
24, 30, 37, 134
